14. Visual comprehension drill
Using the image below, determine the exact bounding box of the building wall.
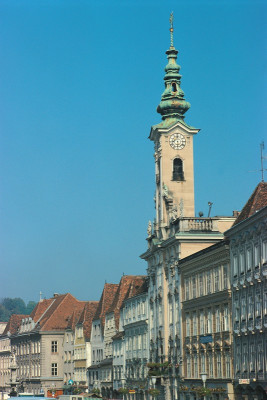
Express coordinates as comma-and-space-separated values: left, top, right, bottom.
63, 330, 75, 383
180, 242, 234, 400
0, 336, 11, 395
227, 206, 267, 400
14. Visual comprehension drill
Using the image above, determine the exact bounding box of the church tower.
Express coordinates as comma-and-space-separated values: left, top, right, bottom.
150, 14, 199, 236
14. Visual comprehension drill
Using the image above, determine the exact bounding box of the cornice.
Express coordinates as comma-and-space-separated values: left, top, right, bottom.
182, 290, 231, 310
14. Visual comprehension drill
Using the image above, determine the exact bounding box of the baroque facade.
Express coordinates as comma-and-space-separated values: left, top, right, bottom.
226, 182, 267, 400
179, 240, 234, 400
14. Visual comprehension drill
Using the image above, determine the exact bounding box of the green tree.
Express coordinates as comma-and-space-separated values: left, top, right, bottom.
0, 298, 37, 322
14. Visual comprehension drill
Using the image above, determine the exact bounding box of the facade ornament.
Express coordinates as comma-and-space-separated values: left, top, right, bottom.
147, 220, 152, 237
10, 348, 17, 367
163, 184, 169, 198
179, 198, 184, 217
171, 204, 178, 220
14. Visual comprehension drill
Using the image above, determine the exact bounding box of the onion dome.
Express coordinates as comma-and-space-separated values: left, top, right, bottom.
157, 13, 190, 121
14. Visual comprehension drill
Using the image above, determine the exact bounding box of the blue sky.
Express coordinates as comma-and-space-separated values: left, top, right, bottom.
0, 0, 266, 302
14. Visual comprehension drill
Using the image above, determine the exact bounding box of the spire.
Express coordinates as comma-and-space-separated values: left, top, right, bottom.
157, 13, 190, 121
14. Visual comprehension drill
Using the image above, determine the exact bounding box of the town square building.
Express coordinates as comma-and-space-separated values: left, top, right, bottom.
179, 240, 234, 400
226, 182, 267, 400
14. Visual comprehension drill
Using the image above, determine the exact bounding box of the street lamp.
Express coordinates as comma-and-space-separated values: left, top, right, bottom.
121, 378, 126, 400
200, 373, 207, 400
151, 377, 156, 389
200, 373, 207, 388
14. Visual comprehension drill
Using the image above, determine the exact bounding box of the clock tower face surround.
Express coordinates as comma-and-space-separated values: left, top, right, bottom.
169, 133, 186, 150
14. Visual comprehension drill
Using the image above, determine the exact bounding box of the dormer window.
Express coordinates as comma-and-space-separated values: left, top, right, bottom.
173, 158, 184, 181
172, 82, 177, 92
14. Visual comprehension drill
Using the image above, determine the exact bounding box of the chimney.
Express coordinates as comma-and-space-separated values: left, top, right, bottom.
233, 210, 240, 217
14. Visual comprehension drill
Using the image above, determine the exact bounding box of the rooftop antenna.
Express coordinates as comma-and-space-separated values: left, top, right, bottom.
208, 202, 213, 218
248, 141, 266, 180
260, 141, 266, 182
39, 291, 43, 302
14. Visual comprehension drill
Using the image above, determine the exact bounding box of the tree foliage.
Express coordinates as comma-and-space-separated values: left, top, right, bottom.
0, 298, 37, 322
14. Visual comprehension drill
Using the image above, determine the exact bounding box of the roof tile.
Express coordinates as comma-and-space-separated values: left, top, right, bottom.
233, 182, 267, 226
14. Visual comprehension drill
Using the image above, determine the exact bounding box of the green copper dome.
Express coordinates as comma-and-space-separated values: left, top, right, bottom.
157, 16, 190, 121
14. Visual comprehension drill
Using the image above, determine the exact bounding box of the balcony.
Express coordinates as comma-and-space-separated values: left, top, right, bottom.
255, 317, 262, 330
175, 217, 218, 232
234, 321, 240, 334
246, 271, 253, 284
248, 319, 254, 332
241, 321, 247, 333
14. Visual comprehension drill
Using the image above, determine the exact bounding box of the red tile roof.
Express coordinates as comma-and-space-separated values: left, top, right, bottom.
233, 182, 267, 226
93, 283, 119, 330
28, 293, 86, 332
77, 301, 99, 340
108, 275, 147, 330
66, 301, 87, 330
3, 314, 28, 336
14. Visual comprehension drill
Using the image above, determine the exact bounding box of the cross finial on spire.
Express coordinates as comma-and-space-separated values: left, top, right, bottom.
169, 12, 174, 47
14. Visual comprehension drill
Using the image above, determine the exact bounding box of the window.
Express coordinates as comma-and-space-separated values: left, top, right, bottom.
214, 267, 220, 291
255, 291, 261, 316
233, 255, 238, 277
243, 343, 248, 371
247, 248, 252, 271
199, 273, 204, 296
240, 252, 245, 274
200, 311, 205, 334
172, 82, 177, 92
185, 278, 190, 300
208, 352, 213, 377
263, 241, 267, 263
215, 307, 220, 332
192, 277, 197, 298
254, 245, 260, 267
186, 314, 190, 337
206, 309, 212, 334
216, 351, 222, 377
223, 305, 229, 331
223, 265, 228, 289
193, 353, 198, 378
225, 351, 231, 378
236, 345, 241, 372
193, 312, 197, 335
207, 271, 212, 293
250, 342, 255, 372
241, 297, 246, 320
51, 341, 58, 353
264, 291, 267, 315
173, 158, 184, 181
51, 363, 58, 376
248, 293, 254, 318
186, 355, 191, 378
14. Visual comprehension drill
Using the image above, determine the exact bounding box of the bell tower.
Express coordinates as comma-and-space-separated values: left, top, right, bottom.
150, 13, 199, 234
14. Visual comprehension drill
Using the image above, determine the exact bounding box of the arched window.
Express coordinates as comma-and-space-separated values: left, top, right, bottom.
173, 158, 184, 181
172, 82, 177, 92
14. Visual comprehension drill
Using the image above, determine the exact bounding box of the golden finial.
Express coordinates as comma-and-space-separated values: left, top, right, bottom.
169, 12, 174, 47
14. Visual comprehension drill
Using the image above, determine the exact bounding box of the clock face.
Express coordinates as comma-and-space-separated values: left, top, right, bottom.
169, 133, 186, 150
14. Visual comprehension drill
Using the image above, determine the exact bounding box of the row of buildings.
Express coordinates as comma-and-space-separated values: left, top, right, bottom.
1, 15, 266, 400
0, 181, 266, 400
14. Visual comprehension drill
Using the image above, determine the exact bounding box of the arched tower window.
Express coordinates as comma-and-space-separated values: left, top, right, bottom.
173, 158, 184, 181
172, 82, 177, 92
